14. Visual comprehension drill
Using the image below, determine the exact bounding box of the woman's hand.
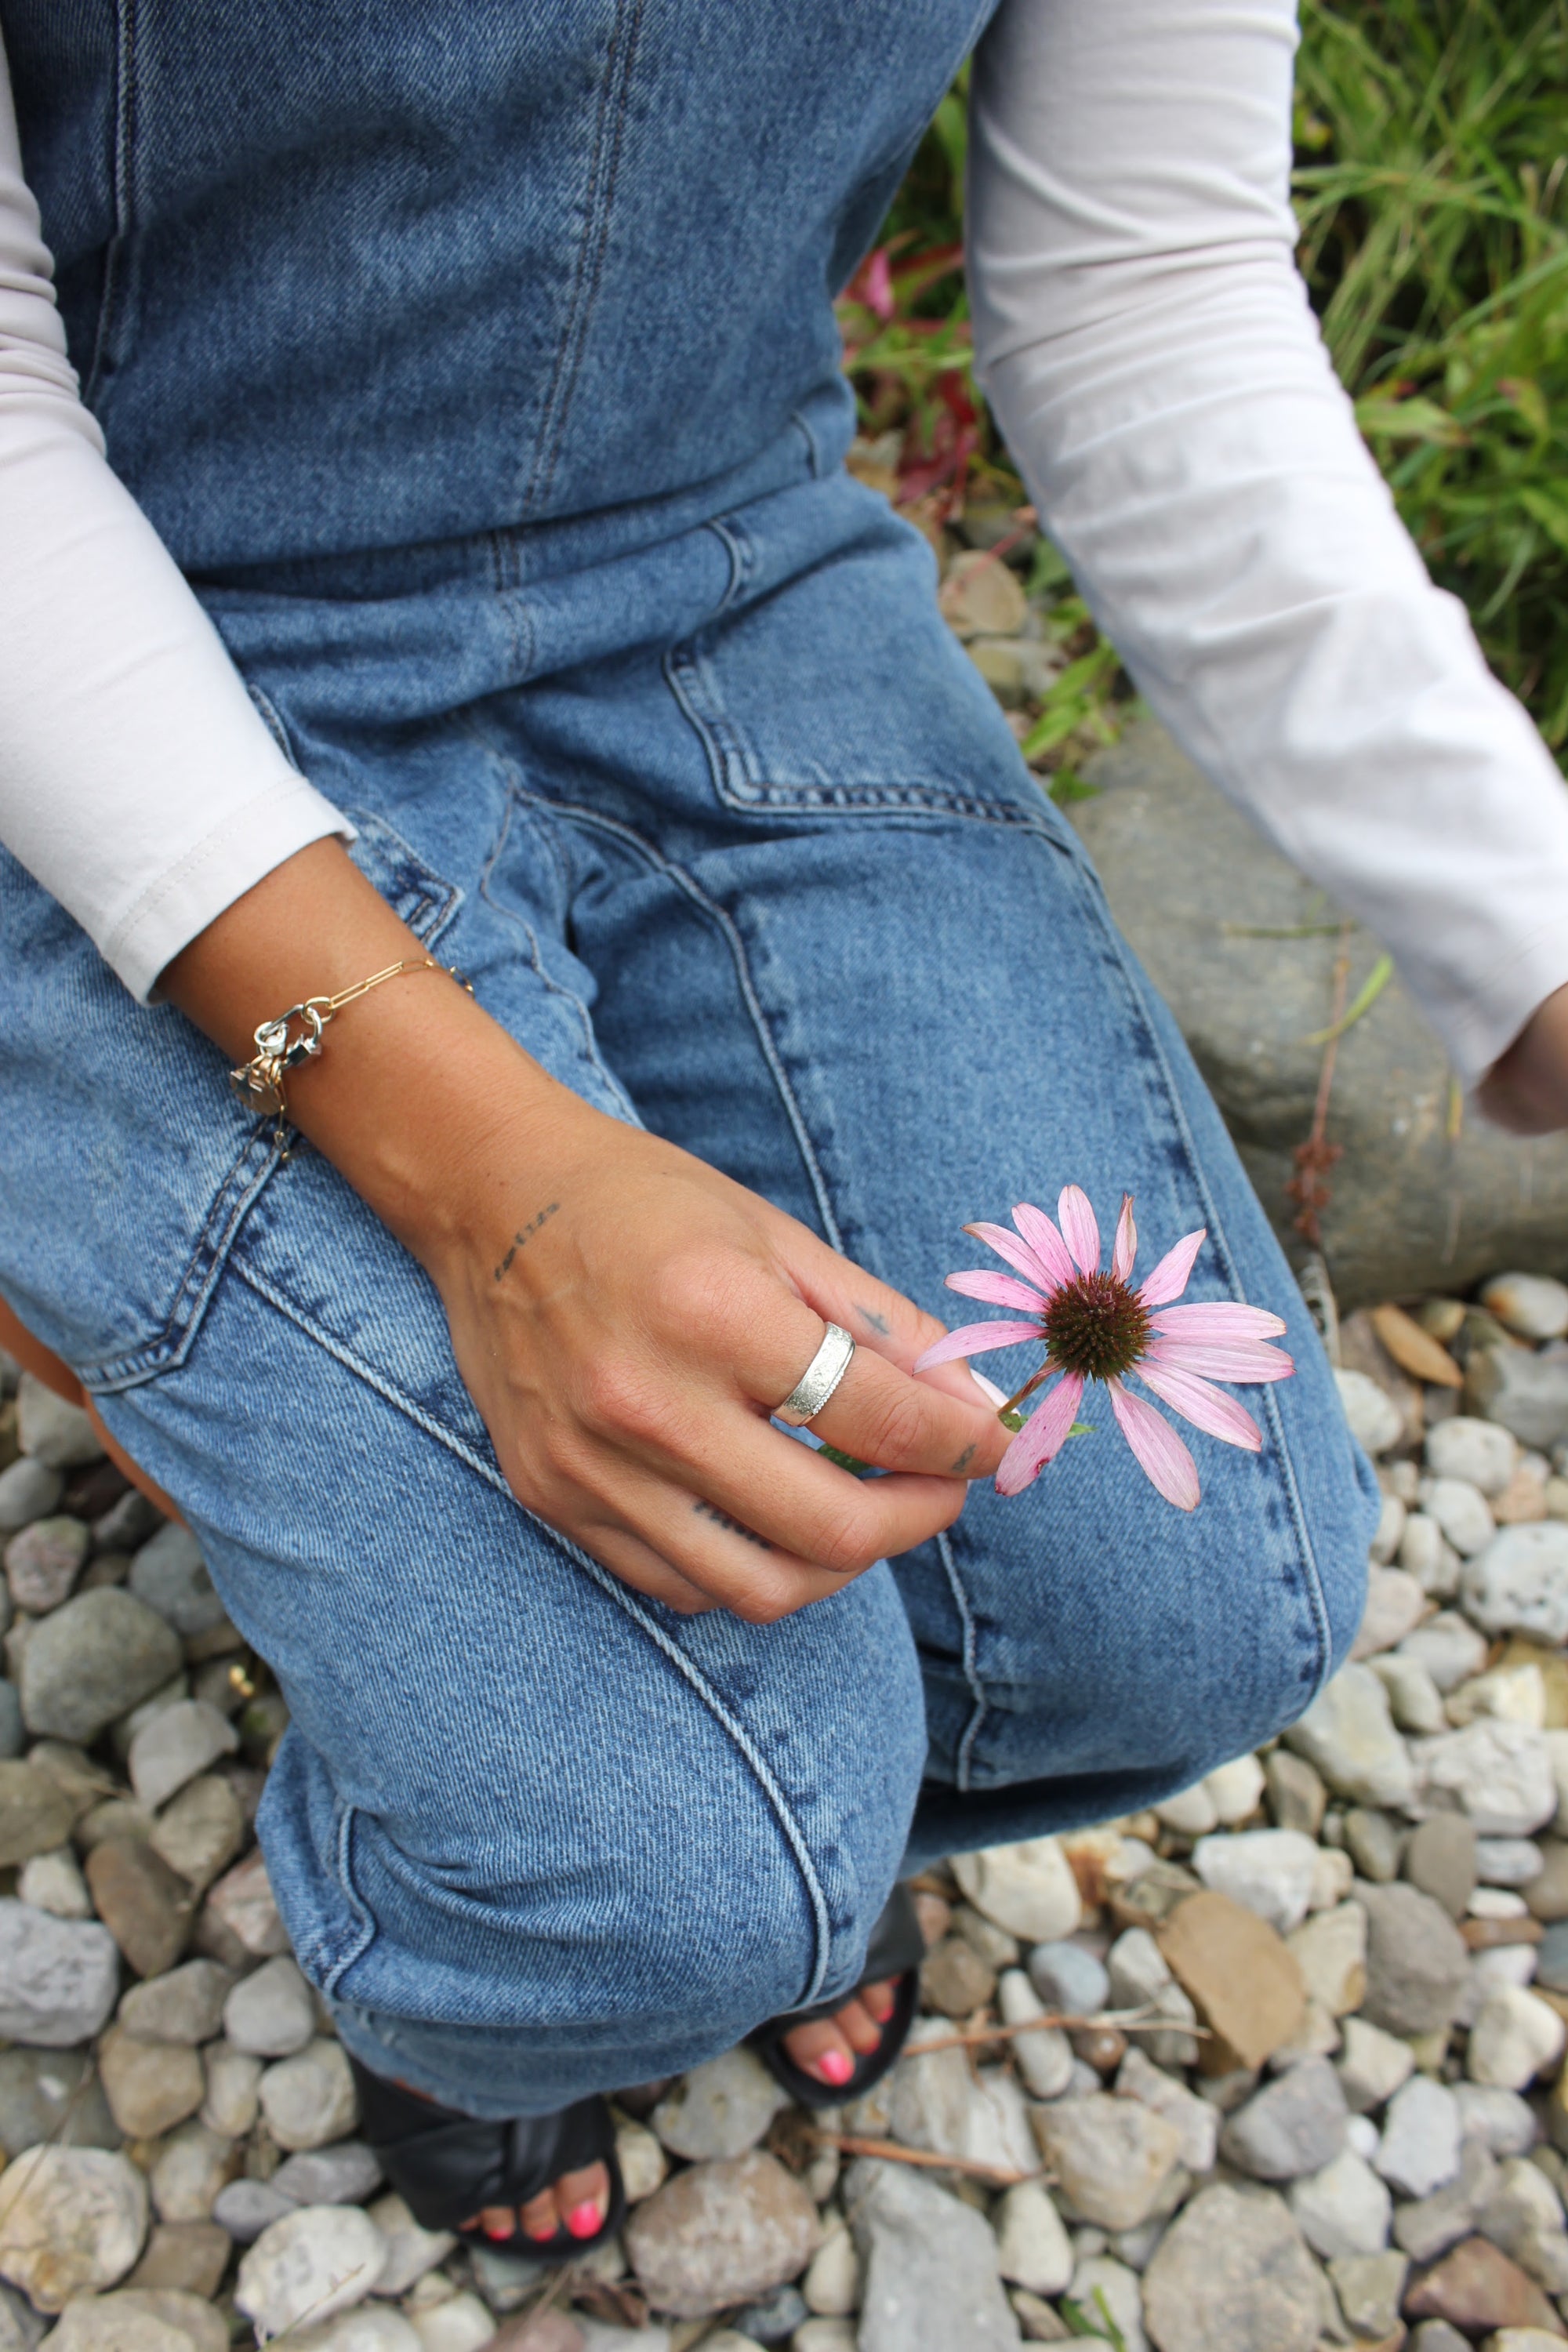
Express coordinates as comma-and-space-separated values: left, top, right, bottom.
165, 841, 1007, 1618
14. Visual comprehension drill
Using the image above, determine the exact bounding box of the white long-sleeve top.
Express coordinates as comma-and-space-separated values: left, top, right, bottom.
4, 1, 1567, 1080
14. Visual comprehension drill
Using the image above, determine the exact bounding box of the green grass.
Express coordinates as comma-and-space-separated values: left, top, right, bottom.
839, 1, 1568, 771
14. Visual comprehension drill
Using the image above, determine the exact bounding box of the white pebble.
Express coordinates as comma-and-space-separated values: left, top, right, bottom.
1421, 1476, 1496, 1558
1428, 1415, 1521, 1495
1336, 1370, 1403, 1457
16, 1845, 94, 1918
1469, 1888, 1530, 1918
1482, 1272, 1568, 1341
1468, 1984, 1566, 2089
1475, 1838, 1544, 1887
1370, 1491, 1406, 1565
1204, 1754, 1266, 1825
1369, 1654, 1446, 1735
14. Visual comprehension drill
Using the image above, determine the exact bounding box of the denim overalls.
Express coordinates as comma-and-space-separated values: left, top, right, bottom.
0, 1, 1371, 2109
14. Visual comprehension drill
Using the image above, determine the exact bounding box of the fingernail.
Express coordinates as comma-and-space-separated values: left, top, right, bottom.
567, 2200, 603, 2238
815, 2048, 854, 2086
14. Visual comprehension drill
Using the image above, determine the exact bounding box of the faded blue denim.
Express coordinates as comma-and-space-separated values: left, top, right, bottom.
0, 0, 1376, 2114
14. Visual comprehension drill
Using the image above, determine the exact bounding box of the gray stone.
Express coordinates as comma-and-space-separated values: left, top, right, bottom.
16, 1588, 182, 1744
1428, 1417, 1522, 1497
1116, 2048, 1218, 2174
1219, 2056, 1348, 2182
17, 1843, 93, 1917
1139, 2182, 1321, 2352
222, 1954, 316, 2060
234, 2204, 388, 2338
1372, 1650, 1447, 1733
275, 2314, 423, 2352
0, 2145, 147, 2312
1287, 2147, 1391, 2259
1328, 2249, 1410, 2339
1399, 1611, 1490, 1691
1282, 1665, 1414, 1809
1393, 2138, 1501, 2261
1421, 1477, 1497, 1558
1358, 1882, 1472, 2034
1265, 1751, 1327, 1838
1343, 1807, 1403, 1884
1065, 2252, 1147, 2352
16, 1372, 103, 1471
1453, 2082, 1538, 2154
997, 1969, 1075, 2100
118, 1958, 234, 2046
150, 1773, 245, 1893
1335, 1369, 1403, 1456
0, 1759, 74, 1867
272, 2140, 383, 2208
1478, 1836, 1545, 1886
732, 2285, 811, 2342
1465, 1523, 1568, 1646
1026, 1939, 1110, 2018
1031, 2092, 1184, 2230
1420, 1722, 1558, 1836
1468, 1340, 1568, 1450
625, 2150, 822, 2319
1335, 2016, 1415, 2114
1409, 2328, 1471, 2352
40, 2289, 227, 2352
0, 2283, 45, 2352
650, 2047, 790, 2161
0, 1457, 64, 1534
1107, 1925, 1171, 2009
93, 1490, 164, 1555
1483, 1275, 1568, 1341
5, 1515, 89, 1615
847, 2159, 1019, 2352
200, 2042, 263, 2139
128, 1525, 228, 1639
1191, 1829, 1319, 1934
0, 1897, 118, 2045
361, 2192, 455, 2298
0, 1681, 20, 1759
1377, 2074, 1462, 2198
993, 2180, 1074, 2297
1406, 1812, 1479, 1918
127, 1699, 238, 1812
97, 2024, 205, 2138
0, 2047, 121, 2158
211, 2176, 295, 2244
951, 1838, 1081, 1942
259, 2038, 359, 2152
200, 1847, 289, 1959
148, 2120, 239, 2225
887, 2027, 1036, 2178
1468, 1982, 1566, 2088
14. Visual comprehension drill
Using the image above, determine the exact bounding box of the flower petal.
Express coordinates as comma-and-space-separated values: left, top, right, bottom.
1149, 1301, 1288, 1341
969, 1369, 1010, 1406
1136, 1359, 1262, 1451
1145, 1337, 1296, 1385
913, 1322, 1047, 1371
1111, 1193, 1137, 1284
996, 1372, 1085, 1497
1108, 1377, 1200, 1510
1058, 1185, 1101, 1276
1010, 1204, 1079, 1291
964, 1220, 1066, 1297
1137, 1227, 1206, 1308
946, 1269, 1047, 1312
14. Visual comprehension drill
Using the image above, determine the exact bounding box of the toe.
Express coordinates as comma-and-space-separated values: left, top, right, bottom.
519, 2187, 560, 2241
554, 2159, 610, 2238
861, 1975, 898, 2026
834, 1994, 886, 2057
781, 2017, 857, 2088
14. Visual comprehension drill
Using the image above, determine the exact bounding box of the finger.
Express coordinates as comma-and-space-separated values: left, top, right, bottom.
800, 1343, 1011, 1480
768, 1226, 1017, 1417
582, 1472, 879, 1622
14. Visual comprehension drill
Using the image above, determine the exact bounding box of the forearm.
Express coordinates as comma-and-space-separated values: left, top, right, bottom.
161, 837, 585, 1276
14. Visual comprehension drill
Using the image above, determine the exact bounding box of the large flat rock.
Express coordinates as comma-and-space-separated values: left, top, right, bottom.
1072, 721, 1568, 1306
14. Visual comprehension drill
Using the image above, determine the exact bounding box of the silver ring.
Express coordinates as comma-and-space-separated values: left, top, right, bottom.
775, 1323, 857, 1426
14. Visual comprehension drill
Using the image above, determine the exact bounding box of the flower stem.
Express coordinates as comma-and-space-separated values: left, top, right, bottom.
999, 1362, 1053, 1418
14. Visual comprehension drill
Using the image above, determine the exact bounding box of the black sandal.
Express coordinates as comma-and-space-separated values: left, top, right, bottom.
747, 1882, 924, 2111
347, 2054, 626, 2258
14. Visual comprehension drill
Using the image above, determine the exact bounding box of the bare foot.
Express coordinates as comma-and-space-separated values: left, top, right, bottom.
472, 2156, 611, 2245
779, 1977, 899, 2090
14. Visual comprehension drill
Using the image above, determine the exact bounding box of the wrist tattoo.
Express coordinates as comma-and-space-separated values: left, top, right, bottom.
493, 1201, 561, 1283
694, 1500, 771, 1550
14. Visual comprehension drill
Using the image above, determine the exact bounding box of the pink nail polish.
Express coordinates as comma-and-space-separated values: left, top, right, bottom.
486, 2222, 513, 2241
567, 2200, 603, 2238
816, 2048, 853, 2085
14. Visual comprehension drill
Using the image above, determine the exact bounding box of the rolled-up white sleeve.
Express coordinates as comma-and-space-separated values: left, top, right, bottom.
0, 35, 350, 1001
968, 0, 1568, 1087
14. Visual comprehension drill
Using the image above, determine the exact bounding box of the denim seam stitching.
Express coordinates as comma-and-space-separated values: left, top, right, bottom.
508, 783, 849, 1252
85, 0, 140, 405
1073, 866, 1334, 1700
76, 1129, 281, 1392
226, 1254, 837, 2006
521, 0, 646, 518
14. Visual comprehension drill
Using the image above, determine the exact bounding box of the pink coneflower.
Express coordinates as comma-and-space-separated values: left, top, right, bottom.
914, 1187, 1294, 1510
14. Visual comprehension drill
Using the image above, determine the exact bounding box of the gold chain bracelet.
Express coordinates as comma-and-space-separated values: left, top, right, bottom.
230, 957, 468, 1155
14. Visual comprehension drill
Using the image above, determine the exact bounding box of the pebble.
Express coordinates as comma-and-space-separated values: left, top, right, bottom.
1191, 1828, 1319, 1934
626, 2151, 822, 2319
41, 2289, 227, 2352
211, 2177, 295, 2242
614, 2118, 666, 2205
1468, 1983, 1567, 2088
1358, 1882, 1475, 2034
259, 2038, 359, 2151
920, 1933, 996, 2016
1158, 1889, 1307, 2069
361, 2191, 454, 2295
1266, 1749, 1328, 1838
125, 2220, 230, 2297
887, 2030, 1036, 2176
5, 2060, 115, 2182
1218, 2053, 1348, 2181
1400, 1610, 1490, 1690
1335, 1369, 1403, 1455
119, 1959, 234, 2046
800, 2222, 862, 2315
0, 1896, 119, 2046
17, 1842, 92, 1918
1400, 1509, 1459, 1595
1468, 1342, 1568, 1450
17, 1588, 182, 1744
1404, 2233, 1566, 2335
1529, 1835, 1568, 1918
0, 1680, 21, 1759
85, 1837, 196, 1977
1371, 1651, 1446, 1733
1406, 1811, 1479, 1917
847, 2159, 1017, 2352
1410, 2328, 1471, 2352
1422, 1476, 1497, 1559
1287, 2146, 1392, 2258
1421, 1722, 1559, 1836
127, 1700, 239, 1812
0, 2144, 148, 2312
5, 1514, 89, 1613
1283, 1664, 1416, 1809
16, 1373, 103, 1470
1465, 1523, 1568, 1647
128, 1525, 228, 1638
0, 1455, 64, 1532
150, 1773, 245, 1894
149, 2121, 238, 2224
1108, 1924, 1171, 2008
1396, 2140, 1501, 2263
1355, 1564, 1434, 1655
1204, 1751, 1265, 1824
1027, 1940, 1109, 2016
1286, 1901, 1367, 2016
284, 2314, 423, 2352
1067, 2252, 1147, 2352
991, 2183, 1073, 2303
98, 2024, 205, 2138
1330, 2248, 1410, 2339
1140, 2183, 1321, 2352
0, 1758, 74, 1869
1377, 2074, 1462, 2197
1429, 1417, 1522, 1496
996, 1967, 1075, 2099
1478, 1835, 1545, 1886
222, 1954, 317, 2060
1335, 2014, 1415, 2114
1032, 2091, 1183, 2230
1453, 2082, 1537, 2155
1343, 1806, 1403, 1882
1155, 1782, 1217, 1835
950, 1835, 1082, 1942
1483, 1275, 1568, 1341
1371, 1489, 1408, 1563
271, 2141, 383, 2210
201, 1848, 289, 1958
405, 2295, 494, 2352
650, 2051, 793, 2163
234, 2204, 389, 2339
199, 2039, 263, 2139
1116, 2046, 1218, 2173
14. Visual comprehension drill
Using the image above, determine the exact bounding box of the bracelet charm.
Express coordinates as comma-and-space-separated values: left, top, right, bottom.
230, 956, 463, 1154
